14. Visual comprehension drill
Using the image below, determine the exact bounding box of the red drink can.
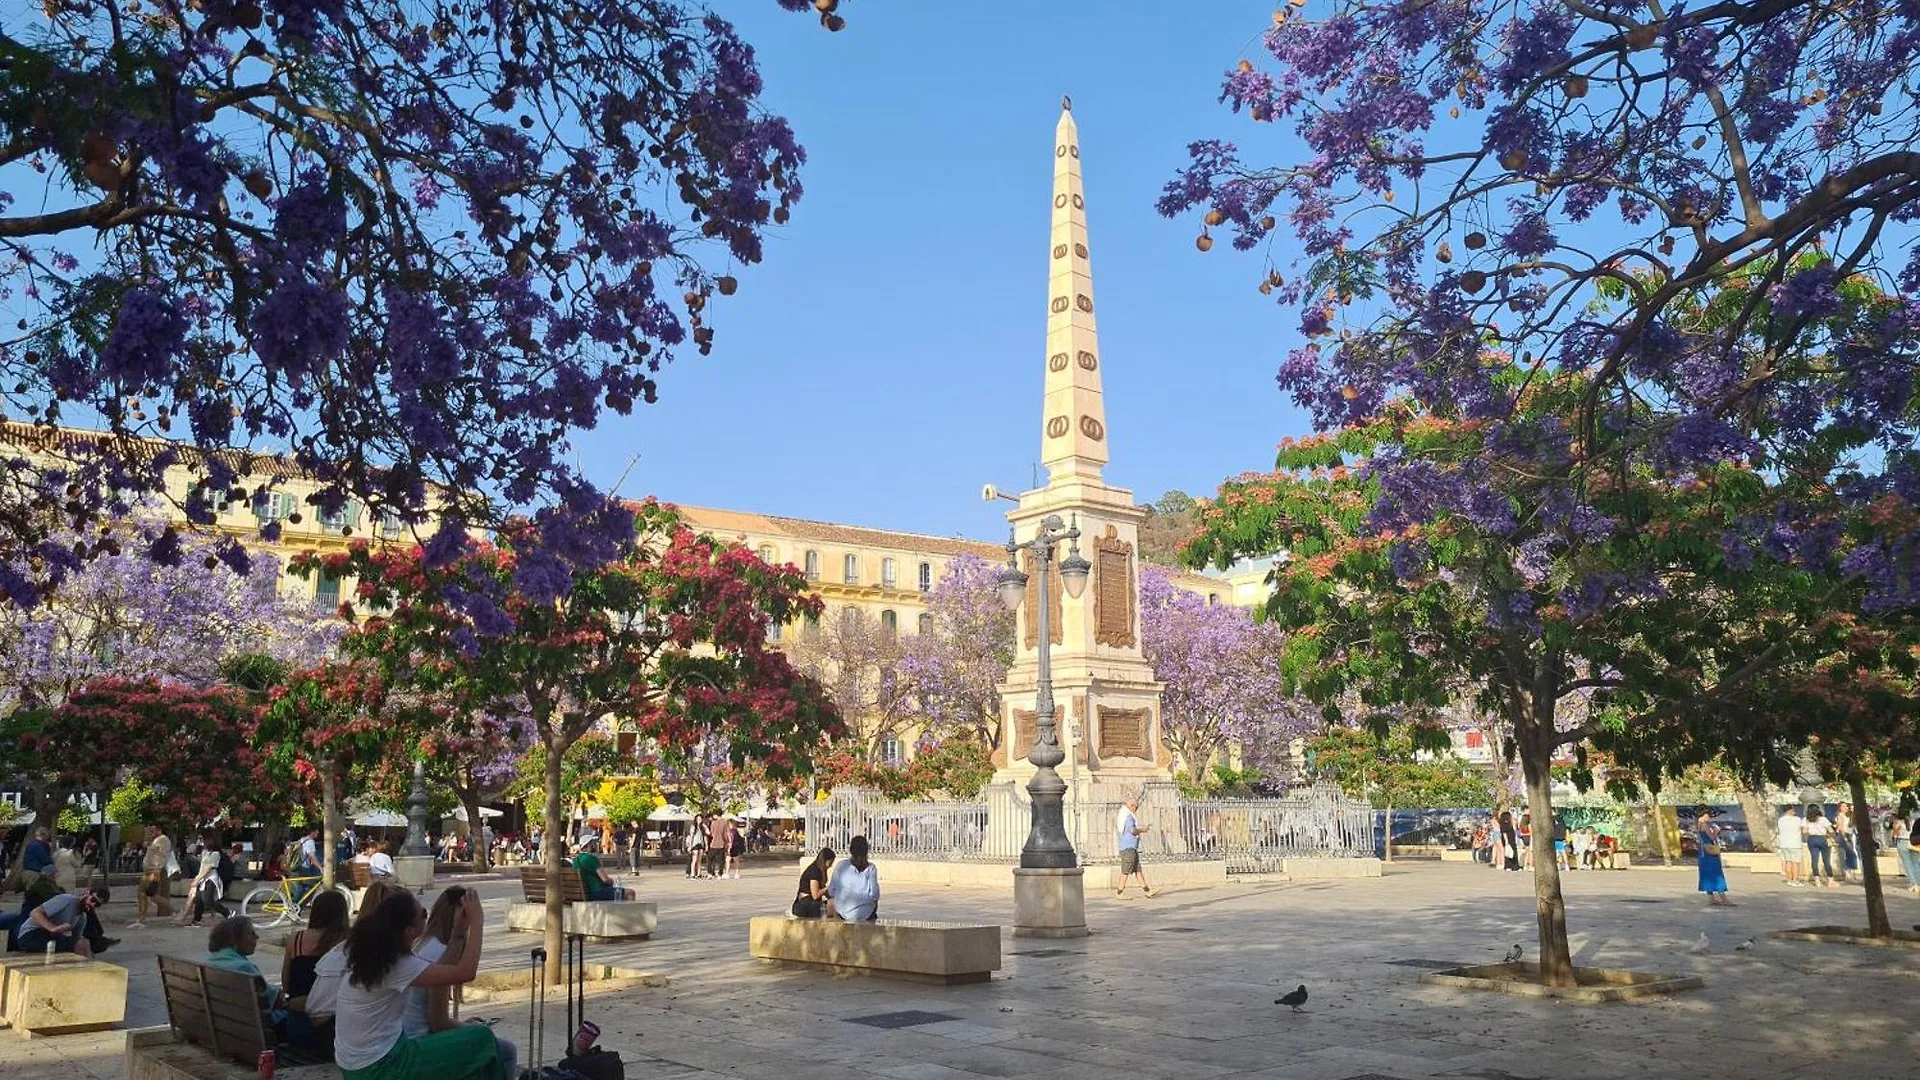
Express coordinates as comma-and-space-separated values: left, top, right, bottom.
258, 1049, 276, 1079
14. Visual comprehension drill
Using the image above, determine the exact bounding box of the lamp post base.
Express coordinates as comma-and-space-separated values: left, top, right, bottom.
394, 855, 436, 891
1012, 866, 1089, 938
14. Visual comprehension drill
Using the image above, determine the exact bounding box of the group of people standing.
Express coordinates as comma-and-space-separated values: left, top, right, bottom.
685, 813, 748, 880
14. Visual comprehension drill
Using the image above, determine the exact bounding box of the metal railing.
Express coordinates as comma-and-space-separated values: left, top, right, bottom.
805, 780, 1373, 873
805, 788, 1025, 863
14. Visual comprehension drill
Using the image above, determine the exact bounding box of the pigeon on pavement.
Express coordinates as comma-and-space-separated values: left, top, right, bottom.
1688, 932, 1710, 954
1275, 984, 1309, 1011
1734, 938, 1755, 951
1502, 944, 1522, 963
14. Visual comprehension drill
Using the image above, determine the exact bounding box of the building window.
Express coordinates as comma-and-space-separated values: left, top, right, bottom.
918, 613, 933, 635
803, 610, 821, 640
314, 571, 342, 613
758, 544, 776, 565
767, 619, 783, 642
252, 491, 297, 522
881, 557, 897, 588
617, 732, 638, 759
919, 561, 932, 591
879, 736, 904, 767
880, 609, 897, 639
319, 499, 362, 532
1207, 593, 1219, 606
803, 550, 820, 580
843, 553, 859, 584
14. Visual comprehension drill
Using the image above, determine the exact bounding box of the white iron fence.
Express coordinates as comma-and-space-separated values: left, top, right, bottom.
804, 780, 1373, 873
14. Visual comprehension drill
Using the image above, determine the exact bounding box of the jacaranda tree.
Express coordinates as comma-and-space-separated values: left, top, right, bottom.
0, 0, 852, 607
1167, 2, 1920, 985
900, 553, 1015, 748
322, 498, 840, 979
1138, 566, 1308, 779
1184, 389, 1862, 984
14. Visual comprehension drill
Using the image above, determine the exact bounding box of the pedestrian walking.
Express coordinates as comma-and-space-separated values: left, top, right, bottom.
128, 825, 174, 927
1497, 811, 1522, 871
1114, 793, 1156, 898
1694, 813, 1732, 906
1894, 815, 1920, 894
1775, 806, 1807, 887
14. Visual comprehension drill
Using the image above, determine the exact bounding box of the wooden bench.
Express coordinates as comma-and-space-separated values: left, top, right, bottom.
748, 916, 1001, 985
155, 955, 327, 1068
507, 867, 656, 942
518, 866, 588, 904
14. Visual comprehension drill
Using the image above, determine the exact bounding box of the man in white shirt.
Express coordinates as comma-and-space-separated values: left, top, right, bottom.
1775, 806, 1807, 887
367, 841, 396, 878
827, 835, 880, 922
1116, 795, 1155, 898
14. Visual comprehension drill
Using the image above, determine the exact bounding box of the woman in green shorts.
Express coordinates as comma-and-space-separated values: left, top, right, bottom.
332, 889, 500, 1080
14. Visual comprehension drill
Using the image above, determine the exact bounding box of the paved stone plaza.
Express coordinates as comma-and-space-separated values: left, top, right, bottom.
5, 862, 1916, 1080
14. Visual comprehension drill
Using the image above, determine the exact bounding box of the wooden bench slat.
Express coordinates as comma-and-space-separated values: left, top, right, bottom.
156, 955, 277, 1068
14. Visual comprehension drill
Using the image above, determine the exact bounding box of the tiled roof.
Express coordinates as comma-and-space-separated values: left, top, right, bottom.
667, 503, 1007, 561
1, 420, 312, 480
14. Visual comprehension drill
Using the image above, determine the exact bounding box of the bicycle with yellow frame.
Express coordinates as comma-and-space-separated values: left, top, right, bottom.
239, 873, 355, 928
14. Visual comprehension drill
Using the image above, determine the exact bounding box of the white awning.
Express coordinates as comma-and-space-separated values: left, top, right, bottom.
447, 806, 503, 821
351, 810, 408, 828
645, 805, 693, 821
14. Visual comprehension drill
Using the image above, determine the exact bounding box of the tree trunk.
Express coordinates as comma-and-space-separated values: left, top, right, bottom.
1848, 772, 1891, 938
1383, 803, 1394, 863
461, 790, 490, 872
1649, 800, 1673, 866
543, 739, 567, 984
320, 767, 338, 890
1519, 734, 1574, 986
1737, 788, 1776, 852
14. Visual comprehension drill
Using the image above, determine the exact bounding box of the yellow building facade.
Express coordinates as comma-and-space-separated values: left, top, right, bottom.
670, 502, 1226, 766
1, 420, 449, 614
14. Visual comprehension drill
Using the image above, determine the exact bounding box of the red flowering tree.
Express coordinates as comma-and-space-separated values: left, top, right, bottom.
254, 660, 404, 888
39, 677, 274, 829
317, 498, 841, 978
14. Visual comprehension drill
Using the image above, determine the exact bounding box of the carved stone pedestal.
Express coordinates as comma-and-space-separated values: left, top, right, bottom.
1013, 866, 1088, 938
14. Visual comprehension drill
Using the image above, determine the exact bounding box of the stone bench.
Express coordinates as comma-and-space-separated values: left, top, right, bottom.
505, 900, 657, 942
0, 953, 128, 1036
748, 916, 1000, 985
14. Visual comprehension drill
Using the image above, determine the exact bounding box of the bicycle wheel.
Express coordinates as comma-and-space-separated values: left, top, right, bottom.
241, 886, 292, 928
325, 884, 356, 918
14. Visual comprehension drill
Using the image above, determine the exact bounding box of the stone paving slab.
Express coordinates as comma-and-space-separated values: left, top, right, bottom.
2, 861, 1917, 1079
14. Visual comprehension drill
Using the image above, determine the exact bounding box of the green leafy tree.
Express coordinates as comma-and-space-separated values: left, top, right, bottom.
1304, 725, 1491, 859
104, 778, 155, 832
254, 661, 408, 889
1186, 385, 1839, 984
324, 499, 841, 980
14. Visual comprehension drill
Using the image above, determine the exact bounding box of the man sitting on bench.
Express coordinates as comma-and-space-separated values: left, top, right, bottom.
826, 836, 879, 922
574, 849, 633, 901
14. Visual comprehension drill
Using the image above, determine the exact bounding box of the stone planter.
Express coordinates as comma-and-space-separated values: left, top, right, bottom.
1770, 926, 1920, 950
1419, 961, 1703, 1002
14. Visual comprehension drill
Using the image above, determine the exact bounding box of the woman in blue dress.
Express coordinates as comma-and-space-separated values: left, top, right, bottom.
1695, 812, 1732, 905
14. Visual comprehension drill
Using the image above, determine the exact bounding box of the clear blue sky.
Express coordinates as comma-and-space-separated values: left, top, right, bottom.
570, 2, 1314, 543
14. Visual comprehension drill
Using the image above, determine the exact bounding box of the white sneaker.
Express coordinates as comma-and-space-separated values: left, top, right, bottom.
126, 921, 146, 929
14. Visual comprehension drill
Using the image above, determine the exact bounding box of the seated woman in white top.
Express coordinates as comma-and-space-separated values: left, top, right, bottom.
331, 890, 498, 1080
402, 888, 515, 1078
827, 835, 880, 922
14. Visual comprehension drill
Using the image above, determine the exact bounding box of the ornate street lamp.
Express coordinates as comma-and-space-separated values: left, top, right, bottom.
400, 758, 432, 858
997, 513, 1090, 869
